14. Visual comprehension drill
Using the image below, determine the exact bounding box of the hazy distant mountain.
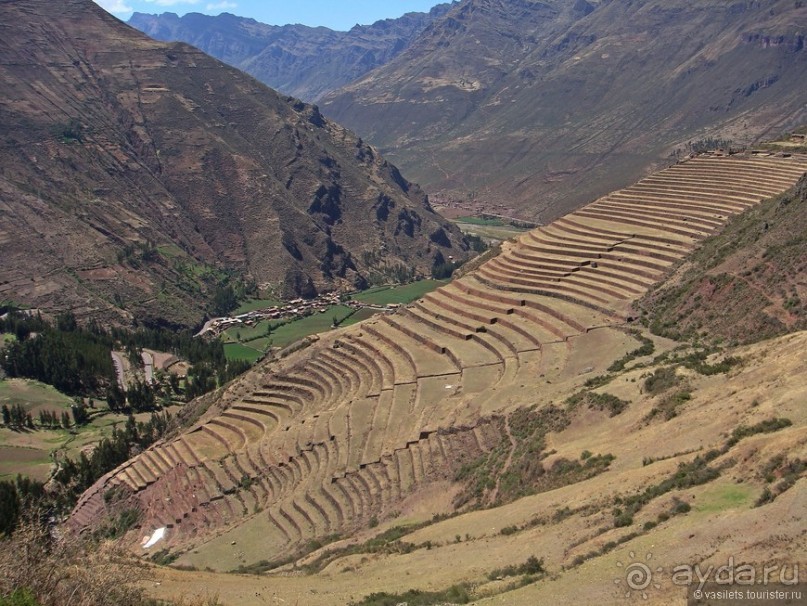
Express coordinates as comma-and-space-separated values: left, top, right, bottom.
321, 0, 807, 220
0, 0, 469, 327
129, 4, 455, 102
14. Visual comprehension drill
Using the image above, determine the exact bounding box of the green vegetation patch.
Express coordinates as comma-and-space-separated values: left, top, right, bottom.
645, 389, 692, 421
566, 391, 630, 417
233, 298, 284, 314
268, 305, 355, 348
726, 418, 792, 447
487, 556, 545, 581
0, 589, 42, 606
643, 366, 681, 395
350, 584, 473, 606
679, 350, 743, 375
350, 280, 446, 306
340, 307, 381, 327
223, 319, 277, 343
0, 379, 73, 413
695, 482, 753, 513
222, 343, 262, 364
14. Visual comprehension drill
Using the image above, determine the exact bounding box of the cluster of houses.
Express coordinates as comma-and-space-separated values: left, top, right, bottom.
197, 291, 395, 338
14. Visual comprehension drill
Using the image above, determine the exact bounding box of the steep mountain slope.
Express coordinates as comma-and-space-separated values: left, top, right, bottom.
128, 4, 455, 102
321, 0, 807, 220
0, 0, 469, 327
641, 172, 807, 344
68, 153, 807, 602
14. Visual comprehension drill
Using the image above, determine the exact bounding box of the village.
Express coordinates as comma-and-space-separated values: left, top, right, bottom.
195, 290, 399, 339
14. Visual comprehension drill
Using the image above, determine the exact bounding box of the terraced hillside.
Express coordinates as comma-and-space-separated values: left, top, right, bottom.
70, 153, 807, 569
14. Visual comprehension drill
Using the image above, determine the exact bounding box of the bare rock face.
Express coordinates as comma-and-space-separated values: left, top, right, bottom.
128, 3, 456, 103
320, 0, 807, 220
0, 0, 469, 326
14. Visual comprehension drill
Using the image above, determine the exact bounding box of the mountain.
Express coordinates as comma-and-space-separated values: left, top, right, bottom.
321, 0, 807, 221
67, 150, 807, 604
0, 0, 469, 327
128, 4, 455, 102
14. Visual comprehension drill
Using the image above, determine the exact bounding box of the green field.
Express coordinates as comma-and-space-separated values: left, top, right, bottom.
350, 280, 446, 306
694, 482, 754, 513
221, 305, 359, 360
269, 305, 355, 348
223, 319, 279, 343
340, 307, 382, 327
0, 379, 74, 414
0, 387, 160, 482
457, 216, 507, 226
223, 342, 263, 364
233, 298, 284, 315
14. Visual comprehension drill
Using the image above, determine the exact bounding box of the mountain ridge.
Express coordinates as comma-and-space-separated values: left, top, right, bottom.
128, 3, 456, 102
321, 0, 807, 220
0, 0, 469, 327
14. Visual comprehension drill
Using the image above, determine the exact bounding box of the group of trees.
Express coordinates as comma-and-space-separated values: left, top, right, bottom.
0, 313, 115, 395
1, 404, 33, 429
36, 410, 71, 430
0, 475, 45, 537
1, 403, 95, 432
1, 311, 253, 412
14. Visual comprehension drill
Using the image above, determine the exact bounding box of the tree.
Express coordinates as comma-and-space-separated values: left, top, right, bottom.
55, 312, 77, 332
211, 283, 238, 317
71, 404, 89, 426
106, 384, 126, 412
2, 404, 10, 426
125, 381, 155, 413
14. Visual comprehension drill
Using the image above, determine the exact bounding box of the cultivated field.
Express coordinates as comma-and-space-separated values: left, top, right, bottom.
0, 379, 166, 481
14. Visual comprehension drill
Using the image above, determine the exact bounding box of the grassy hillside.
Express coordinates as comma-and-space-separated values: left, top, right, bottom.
640, 174, 807, 344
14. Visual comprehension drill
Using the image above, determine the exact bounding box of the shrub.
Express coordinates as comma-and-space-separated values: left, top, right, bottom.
0, 515, 149, 606
681, 351, 742, 375
351, 584, 472, 606
608, 334, 655, 372
487, 556, 545, 580
727, 418, 792, 447
671, 498, 691, 515
643, 366, 680, 395
0, 589, 42, 606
